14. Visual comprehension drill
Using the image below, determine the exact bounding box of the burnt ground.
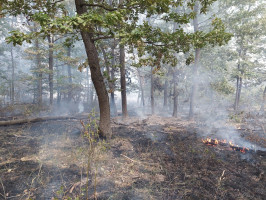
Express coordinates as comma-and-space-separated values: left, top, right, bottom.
0, 116, 265, 200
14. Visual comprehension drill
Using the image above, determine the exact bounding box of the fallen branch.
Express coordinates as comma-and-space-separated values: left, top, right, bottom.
0, 115, 89, 126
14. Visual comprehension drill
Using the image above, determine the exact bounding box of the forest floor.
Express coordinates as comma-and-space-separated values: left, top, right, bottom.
0, 114, 265, 200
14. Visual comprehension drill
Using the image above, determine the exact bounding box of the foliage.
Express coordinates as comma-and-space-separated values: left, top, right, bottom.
1, 0, 231, 68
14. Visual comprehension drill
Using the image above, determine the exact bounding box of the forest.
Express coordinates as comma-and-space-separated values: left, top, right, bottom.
0, 0, 265, 199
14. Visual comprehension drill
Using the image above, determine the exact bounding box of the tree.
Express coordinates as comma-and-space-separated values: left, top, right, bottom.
2, 0, 231, 138
220, 0, 265, 112
188, 1, 200, 119
47, 34, 54, 105
119, 40, 128, 118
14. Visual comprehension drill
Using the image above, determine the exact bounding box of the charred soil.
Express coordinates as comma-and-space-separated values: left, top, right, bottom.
0, 116, 265, 199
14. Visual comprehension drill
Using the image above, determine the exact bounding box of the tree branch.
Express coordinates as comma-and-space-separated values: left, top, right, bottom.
92, 35, 114, 41
81, 3, 117, 11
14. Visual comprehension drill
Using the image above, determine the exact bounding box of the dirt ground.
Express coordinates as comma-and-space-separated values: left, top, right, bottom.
0, 115, 265, 199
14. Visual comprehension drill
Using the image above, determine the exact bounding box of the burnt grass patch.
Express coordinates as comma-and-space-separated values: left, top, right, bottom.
0, 116, 265, 199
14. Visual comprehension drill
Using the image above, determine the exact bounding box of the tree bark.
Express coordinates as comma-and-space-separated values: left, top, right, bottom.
235, 76, 243, 112
0, 115, 89, 126
35, 38, 42, 106
234, 57, 243, 112
151, 67, 155, 115
10, 45, 15, 105
75, 0, 111, 138
47, 35, 54, 105
119, 41, 128, 118
110, 42, 117, 115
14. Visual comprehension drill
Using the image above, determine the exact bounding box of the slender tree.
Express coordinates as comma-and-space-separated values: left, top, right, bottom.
47, 34, 54, 105
189, 1, 200, 119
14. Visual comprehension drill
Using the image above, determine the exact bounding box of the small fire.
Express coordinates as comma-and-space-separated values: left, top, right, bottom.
202, 138, 218, 146
202, 138, 249, 153
229, 141, 249, 153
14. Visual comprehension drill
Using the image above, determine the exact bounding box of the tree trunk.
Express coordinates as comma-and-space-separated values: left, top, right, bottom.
234, 60, 243, 112
35, 39, 42, 106
75, 0, 111, 138
260, 86, 266, 112
67, 46, 72, 102
100, 43, 117, 116
151, 67, 155, 115
0, 115, 89, 126
10, 45, 15, 105
119, 41, 128, 118
164, 69, 169, 108
110, 42, 117, 116
189, 2, 200, 119
237, 76, 243, 110
172, 69, 178, 117
234, 74, 239, 111
47, 35, 54, 105
56, 62, 61, 105
137, 68, 145, 107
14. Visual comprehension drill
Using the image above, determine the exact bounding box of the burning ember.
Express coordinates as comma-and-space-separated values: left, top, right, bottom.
202, 138, 250, 153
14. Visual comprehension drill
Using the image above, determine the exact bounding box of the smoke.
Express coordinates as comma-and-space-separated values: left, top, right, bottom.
189, 69, 266, 151
78, 102, 84, 113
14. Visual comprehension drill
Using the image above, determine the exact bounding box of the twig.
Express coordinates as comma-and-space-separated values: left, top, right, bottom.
0, 177, 6, 200
121, 154, 157, 166
219, 170, 225, 181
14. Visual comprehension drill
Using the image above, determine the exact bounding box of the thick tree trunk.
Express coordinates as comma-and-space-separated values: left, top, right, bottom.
119, 42, 128, 118
67, 46, 72, 102
260, 86, 266, 112
172, 70, 178, 117
47, 35, 54, 105
151, 67, 155, 115
75, 0, 111, 138
0, 115, 89, 126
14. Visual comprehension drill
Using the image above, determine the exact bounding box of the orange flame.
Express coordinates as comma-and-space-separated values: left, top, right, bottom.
202, 138, 249, 153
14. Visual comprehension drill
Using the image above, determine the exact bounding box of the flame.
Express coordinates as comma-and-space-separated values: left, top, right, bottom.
202, 138, 249, 153
202, 138, 218, 145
